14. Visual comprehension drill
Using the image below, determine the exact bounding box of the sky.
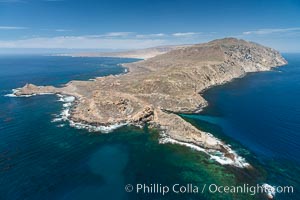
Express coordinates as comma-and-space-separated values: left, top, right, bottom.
0, 0, 300, 53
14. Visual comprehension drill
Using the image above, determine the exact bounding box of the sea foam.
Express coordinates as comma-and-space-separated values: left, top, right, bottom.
52, 94, 126, 133
69, 121, 127, 133
159, 133, 249, 168
4, 89, 53, 97
262, 183, 276, 199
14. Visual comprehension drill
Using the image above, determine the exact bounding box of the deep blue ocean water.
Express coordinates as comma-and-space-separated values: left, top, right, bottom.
0, 55, 299, 200
182, 53, 300, 199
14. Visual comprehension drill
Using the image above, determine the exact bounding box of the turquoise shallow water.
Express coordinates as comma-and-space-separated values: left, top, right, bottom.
0, 55, 298, 200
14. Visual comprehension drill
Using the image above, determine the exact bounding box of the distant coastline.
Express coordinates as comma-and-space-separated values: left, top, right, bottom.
56, 45, 189, 60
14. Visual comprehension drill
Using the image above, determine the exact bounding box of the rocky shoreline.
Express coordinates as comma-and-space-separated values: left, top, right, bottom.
11, 38, 287, 168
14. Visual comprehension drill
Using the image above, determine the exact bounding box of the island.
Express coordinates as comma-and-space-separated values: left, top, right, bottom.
13, 38, 287, 168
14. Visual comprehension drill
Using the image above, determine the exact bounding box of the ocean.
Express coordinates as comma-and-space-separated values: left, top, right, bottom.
0, 55, 298, 200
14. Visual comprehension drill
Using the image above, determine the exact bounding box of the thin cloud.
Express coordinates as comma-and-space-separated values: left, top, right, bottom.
55, 29, 72, 32
85, 32, 134, 38
0, 35, 167, 49
243, 27, 300, 35
0, 26, 28, 30
40, 28, 72, 32
105, 32, 133, 37
172, 32, 200, 37
136, 33, 166, 38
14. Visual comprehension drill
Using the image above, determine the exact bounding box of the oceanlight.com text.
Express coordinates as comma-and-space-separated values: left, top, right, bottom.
124, 183, 294, 196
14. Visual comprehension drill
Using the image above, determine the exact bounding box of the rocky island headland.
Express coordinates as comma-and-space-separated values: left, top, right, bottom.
13, 38, 287, 167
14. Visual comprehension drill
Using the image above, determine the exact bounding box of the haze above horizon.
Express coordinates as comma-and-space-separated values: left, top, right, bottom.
0, 0, 300, 53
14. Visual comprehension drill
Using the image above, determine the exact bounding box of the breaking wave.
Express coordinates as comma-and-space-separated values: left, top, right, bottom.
52, 94, 126, 133
4, 89, 53, 97
159, 133, 250, 168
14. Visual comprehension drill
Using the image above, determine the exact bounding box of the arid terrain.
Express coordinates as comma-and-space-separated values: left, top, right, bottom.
14, 38, 287, 167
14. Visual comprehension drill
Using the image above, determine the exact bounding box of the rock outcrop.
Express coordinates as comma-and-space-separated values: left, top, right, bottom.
14, 38, 287, 167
